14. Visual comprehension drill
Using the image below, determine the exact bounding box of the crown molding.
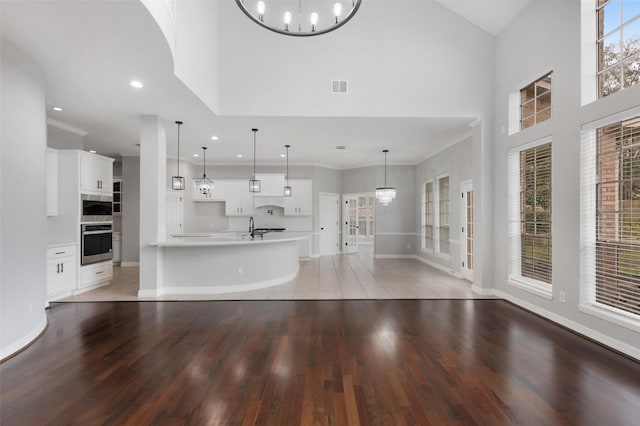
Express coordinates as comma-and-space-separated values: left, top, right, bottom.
46, 118, 88, 136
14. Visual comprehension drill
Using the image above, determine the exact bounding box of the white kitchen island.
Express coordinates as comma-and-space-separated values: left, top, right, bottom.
152, 233, 306, 295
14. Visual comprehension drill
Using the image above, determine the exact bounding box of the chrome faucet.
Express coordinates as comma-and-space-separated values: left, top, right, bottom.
249, 216, 255, 239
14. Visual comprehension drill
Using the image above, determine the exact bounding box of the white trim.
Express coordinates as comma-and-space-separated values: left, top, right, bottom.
579, 303, 640, 334
46, 118, 88, 136
471, 285, 493, 296
494, 289, 640, 361
138, 289, 162, 298
162, 270, 298, 295
581, 104, 640, 131
0, 315, 48, 361
413, 255, 463, 278
509, 134, 553, 152
507, 277, 553, 300
374, 254, 413, 259
120, 261, 140, 267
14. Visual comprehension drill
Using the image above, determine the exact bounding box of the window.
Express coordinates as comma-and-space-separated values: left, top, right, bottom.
581, 113, 640, 327
422, 181, 434, 252
520, 72, 553, 130
597, 0, 640, 97
508, 139, 552, 297
438, 176, 450, 256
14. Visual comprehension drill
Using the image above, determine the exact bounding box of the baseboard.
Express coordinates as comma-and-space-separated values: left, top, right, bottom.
412, 255, 463, 279
471, 284, 494, 296
120, 261, 139, 267
0, 314, 48, 362
493, 289, 640, 361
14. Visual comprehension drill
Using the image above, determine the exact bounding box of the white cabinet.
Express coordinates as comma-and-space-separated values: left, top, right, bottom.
225, 181, 255, 216
113, 232, 122, 264
80, 261, 113, 289
166, 190, 184, 236
46, 148, 58, 216
192, 180, 226, 201
80, 152, 113, 194
255, 174, 285, 197
284, 180, 312, 216
46, 245, 77, 300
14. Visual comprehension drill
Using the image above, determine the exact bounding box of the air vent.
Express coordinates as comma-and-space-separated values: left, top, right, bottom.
336, 145, 346, 150
331, 80, 348, 94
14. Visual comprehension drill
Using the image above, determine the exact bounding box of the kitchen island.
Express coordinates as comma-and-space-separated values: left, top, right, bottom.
150, 233, 306, 296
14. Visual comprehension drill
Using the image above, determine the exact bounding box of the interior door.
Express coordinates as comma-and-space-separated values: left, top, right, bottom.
343, 195, 359, 254
166, 190, 184, 237
460, 180, 474, 281
319, 193, 340, 256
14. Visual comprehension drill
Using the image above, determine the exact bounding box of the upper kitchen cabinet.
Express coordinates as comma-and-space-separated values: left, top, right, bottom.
80, 152, 113, 194
192, 179, 226, 202
47, 148, 58, 216
255, 174, 285, 197
225, 180, 255, 216
284, 180, 312, 216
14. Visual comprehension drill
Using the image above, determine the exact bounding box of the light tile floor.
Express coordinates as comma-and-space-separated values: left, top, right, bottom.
58, 250, 491, 302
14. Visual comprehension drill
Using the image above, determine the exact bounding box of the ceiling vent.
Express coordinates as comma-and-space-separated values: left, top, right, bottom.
335, 145, 346, 150
331, 80, 348, 94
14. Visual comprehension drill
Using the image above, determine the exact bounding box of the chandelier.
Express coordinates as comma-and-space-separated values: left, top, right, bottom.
195, 147, 214, 195
235, 0, 362, 37
375, 149, 396, 206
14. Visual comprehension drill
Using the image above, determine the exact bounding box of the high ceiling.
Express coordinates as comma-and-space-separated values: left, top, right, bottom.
1, 1, 522, 168
433, 0, 531, 36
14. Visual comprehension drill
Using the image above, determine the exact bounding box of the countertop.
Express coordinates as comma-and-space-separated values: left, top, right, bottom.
155, 232, 308, 247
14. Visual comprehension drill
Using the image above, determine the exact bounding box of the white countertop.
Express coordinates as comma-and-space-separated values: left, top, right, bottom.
155, 232, 308, 247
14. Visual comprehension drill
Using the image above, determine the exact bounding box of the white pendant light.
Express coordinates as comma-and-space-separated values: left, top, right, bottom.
375, 149, 396, 206
249, 129, 261, 192
284, 144, 292, 197
171, 121, 185, 191
194, 146, 214, 195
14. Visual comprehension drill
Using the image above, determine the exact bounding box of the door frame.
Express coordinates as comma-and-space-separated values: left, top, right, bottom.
460, 180, 473, 281
319, 192, 340, 256
342, 193, 360, 254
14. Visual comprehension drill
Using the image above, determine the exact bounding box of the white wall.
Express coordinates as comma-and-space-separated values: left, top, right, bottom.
493, 0, 640, 357
122, 156, 140, 264
217, 0, 494, 117
0, 39, 48, 359
415, 136, 473, 272
47, 125, 84, 150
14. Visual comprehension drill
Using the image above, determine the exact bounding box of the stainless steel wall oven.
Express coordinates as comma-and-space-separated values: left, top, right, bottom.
81, 224, 113, 265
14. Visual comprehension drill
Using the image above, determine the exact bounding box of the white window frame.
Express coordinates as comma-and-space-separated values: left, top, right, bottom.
435, 174, 451, 260
507, 136, 553, 299
580, 105, 640, 333
421, 179, 434, 254
508, 67, 553, 135
519, 72, 553, 131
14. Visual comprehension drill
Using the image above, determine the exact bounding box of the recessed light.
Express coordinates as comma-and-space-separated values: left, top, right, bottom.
211, 136, 219, 141
89, 150, 96, 154
193, 154, 199, 157
280, 154, 286, 158
129, 80, 144, 88
52, 106, 63, 112
236, 154, 243, 158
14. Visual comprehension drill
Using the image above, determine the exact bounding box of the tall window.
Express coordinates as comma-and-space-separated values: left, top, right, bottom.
422, 181, 434, 251
520, 72, 552, 130
597, 0, 640, 97
508, 139, 552, 297
593, 116, 640, 317
438, 176, 450, 256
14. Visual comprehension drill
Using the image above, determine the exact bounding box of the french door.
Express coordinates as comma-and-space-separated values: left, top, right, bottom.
460, 180, 474, 281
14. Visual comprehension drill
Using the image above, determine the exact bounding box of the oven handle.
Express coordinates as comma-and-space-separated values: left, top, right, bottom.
83, 230, 113, 235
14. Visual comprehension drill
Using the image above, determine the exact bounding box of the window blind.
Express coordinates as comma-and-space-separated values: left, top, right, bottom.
582, 114, 640, 318
508, 140, 552, 287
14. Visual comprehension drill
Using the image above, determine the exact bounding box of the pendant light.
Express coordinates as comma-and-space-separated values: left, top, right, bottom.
249, 128, 261, 192
194, 146, 214, 195
171, 121, 185, 190
375, 149, 396, 206
284, 144, 292, 197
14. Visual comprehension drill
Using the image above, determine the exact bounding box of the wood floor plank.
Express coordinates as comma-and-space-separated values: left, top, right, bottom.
1, 300, 639, 425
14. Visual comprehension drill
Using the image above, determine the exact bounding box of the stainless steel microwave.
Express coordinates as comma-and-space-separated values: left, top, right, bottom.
81, 194, 113, 222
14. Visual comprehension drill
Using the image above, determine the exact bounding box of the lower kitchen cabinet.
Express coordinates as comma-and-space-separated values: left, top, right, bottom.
80, 261, 113, 289
47, 245, 77, 301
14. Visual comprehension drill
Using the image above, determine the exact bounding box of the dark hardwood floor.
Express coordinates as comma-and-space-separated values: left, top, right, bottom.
1, 300, 639, 425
